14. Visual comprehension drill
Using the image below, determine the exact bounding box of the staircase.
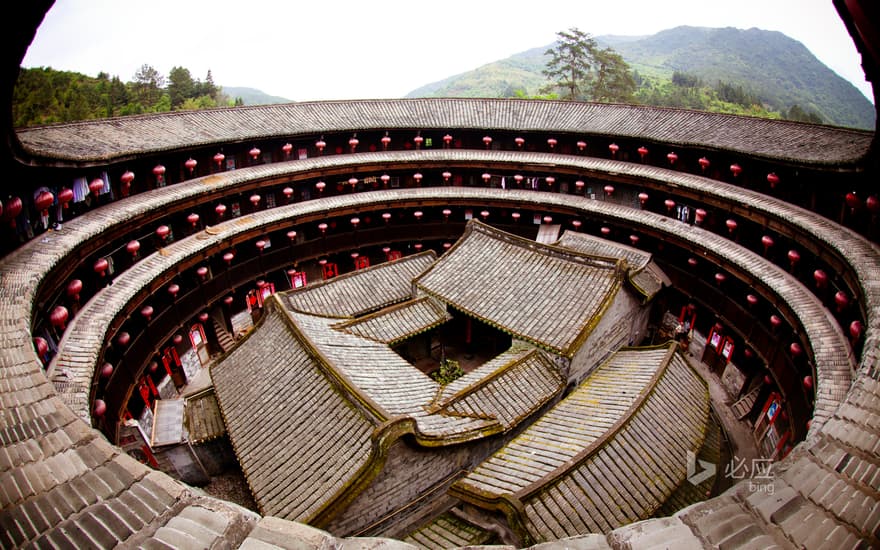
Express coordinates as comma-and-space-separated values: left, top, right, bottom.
732, 385, 761, 420
212, 317, 235, 354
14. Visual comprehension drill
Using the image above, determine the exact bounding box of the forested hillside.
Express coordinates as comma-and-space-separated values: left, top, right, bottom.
407, 26, 875, 129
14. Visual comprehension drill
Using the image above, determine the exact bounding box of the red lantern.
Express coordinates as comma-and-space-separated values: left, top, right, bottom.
442, 209, 451, 219
117, 331, 131, 347
380, 135, 391, 149
224, 296, 234, 306
770, 314, 782, 329
482, 173, 491, 183
480, 210, 490, 220
667, 151, 678, 165
185, 158, 197, 174
223, 252, 235, 264
196, 266, 209, 279
547, 138, 557, 149
545, 176, 555, 186
348, 137, 359, 151
249, 147, 261, 160
813, 269, 828, 289
382, 212, 392, 223
167, 283, 180, 298
576, 140, 587, 151
187, 213, 200, 227
94, 257, 109, 276
120, 170, 135, 189
850, 320, 863, 340
413, 173, 423, 184
318, 223, 328, 233
127, 240, 140, 257
803, 375, 813, 390
93, 399, 107, 417
511, 212, 521, 221
443, 134, 452, 146
746, 294, 758, 307
140, 305, 154, 321
315, 139, 326, 152
414, 135, 424, 148
767, 173, 780, 188
637, 146, 649, 160
156, 225, 170, 240
57, 188, 74, 209
89, 178, 105, 196
687, 257, 698, 267
543, 216, 553, 224
694, 208, 706, 225
250, 194, 261, 208
664, 199, 675, 213
213, 152, 225, 166
282, 143, 293, 156
33, 336, 49, 358
600, 226, 611, 236
761, 235, 774, 252
3, 196, 21, 227
50, 305, 69, 330
845, 192, 860, 211
199, 312, 209, 323
442, 171, 452, 182
152, 164, 166, 178
866, 195, 879, 215
790, 342, 803, 357
315, 181, 326, 194
215, 203, 227, 218
413, 212, 422, 221
283, 187, 294, 200
787, 249, 800, 267
725, 219, 737, 234
764, 375, 772, 386
638, 192, 649, 205
514, 175, 524, 185
698, 157, 710, 171
515, 137, 525, 148
34, 191, 54, 217
730, 164, 742, 177
482, 136, 492, 148
608, 143, 619, 156
715, 272, 726, 285
173, 334, 183, 345
834, 291, 849, 311
630, 234, 640, 246
380, 174, 390, 187
603, 185, 614, 196
66, 279, 83, 300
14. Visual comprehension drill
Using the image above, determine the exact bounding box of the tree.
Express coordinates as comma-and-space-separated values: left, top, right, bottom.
168, 66, 195, 109
131, 64, 165, 109
591, 48, 636, 103
541, 28, 597, 101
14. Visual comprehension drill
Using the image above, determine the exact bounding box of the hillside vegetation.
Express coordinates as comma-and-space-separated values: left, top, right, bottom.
407, 26, 875, 130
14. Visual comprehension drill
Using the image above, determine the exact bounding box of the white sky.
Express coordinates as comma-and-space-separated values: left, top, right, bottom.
22, 0, 874, 103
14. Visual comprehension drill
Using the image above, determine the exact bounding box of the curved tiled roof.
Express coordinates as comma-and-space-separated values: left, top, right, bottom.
453, 343, 710, 544
211, 301, 377, 523
555, 229, 670, 300
428, 346, 565, 431
415, 220, 626, 356
334, 296, 452, 345
286, 251, 437, 318
15, 98, 874, 166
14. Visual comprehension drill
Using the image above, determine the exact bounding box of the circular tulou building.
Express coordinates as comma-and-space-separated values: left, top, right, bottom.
1, 2, 879, 549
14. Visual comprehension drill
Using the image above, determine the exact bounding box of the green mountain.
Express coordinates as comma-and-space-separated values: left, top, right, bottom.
406, 26, 875, 130
221, 86, 292, 106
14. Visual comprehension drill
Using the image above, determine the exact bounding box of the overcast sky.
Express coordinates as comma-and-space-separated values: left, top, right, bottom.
22, 0, 874, 103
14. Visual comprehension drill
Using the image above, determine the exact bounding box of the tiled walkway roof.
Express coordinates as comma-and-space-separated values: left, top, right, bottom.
211, 302, 377, 523
286, 251, 436, 318
452, 343, 710, 543
334, 296, 452, 345
415, 220, 625, 356
15, 99, 873, 166
1, 135, 878, 547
